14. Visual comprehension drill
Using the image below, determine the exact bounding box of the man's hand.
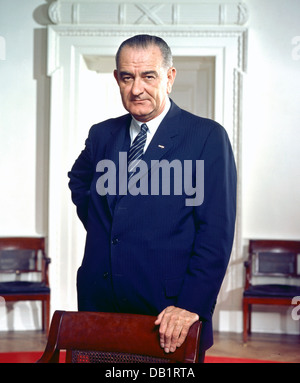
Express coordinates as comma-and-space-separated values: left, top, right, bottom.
154, 306, 199, 353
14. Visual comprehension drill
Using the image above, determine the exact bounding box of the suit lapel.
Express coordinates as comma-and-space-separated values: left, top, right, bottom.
143, 114, 180, 165
105, 114, 131, 213
105, 114, 131, 165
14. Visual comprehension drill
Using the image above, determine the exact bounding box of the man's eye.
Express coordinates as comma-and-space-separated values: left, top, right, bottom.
122, 76, 132, 82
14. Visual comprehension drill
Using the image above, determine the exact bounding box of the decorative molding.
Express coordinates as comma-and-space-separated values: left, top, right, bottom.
51, 26, 246, 38
48, 0, 60, 24
48, 1, 249, 26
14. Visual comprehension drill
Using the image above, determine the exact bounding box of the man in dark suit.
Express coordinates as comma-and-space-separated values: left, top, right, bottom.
68, 34, 236, 360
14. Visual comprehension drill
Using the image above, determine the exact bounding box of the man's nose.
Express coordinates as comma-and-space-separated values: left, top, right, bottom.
131, 77, 143, 96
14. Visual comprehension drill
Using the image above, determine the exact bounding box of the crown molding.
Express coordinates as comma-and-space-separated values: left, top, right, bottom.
48, 1, 249, 26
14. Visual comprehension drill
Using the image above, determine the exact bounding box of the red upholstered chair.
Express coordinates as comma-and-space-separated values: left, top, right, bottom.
37, 310, 202, 363
243, 239, 300, 343
0, 237, 51, 332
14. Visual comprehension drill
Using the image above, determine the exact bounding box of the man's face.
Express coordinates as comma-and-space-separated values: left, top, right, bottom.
114, 45, 176, 122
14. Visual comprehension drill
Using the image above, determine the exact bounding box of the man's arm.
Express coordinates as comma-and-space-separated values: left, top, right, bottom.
155, 123, 237, 353
68, 133, 94, 229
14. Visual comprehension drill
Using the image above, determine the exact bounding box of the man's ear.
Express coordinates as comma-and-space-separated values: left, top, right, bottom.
167, 67, 176, 94
113, 69, 119, 84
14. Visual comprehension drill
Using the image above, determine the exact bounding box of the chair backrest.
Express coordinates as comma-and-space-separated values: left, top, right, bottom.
37, 311, 202, 363
0, 237, 47, 282
247, 240, 300, 283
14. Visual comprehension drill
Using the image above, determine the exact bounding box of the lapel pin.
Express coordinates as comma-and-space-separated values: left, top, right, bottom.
158, 145, 165, 149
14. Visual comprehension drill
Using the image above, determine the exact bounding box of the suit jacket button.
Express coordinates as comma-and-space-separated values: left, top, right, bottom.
111, 237, 119, 245
103, 272, 109, 279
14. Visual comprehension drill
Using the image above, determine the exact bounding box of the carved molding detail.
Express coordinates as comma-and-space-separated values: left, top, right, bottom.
48, 1, 249, 26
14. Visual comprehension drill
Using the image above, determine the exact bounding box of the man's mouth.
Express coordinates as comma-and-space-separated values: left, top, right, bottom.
131, 99, 147, 103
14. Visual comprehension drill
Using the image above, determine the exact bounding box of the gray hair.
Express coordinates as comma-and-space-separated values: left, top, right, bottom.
115, 34, 173, 70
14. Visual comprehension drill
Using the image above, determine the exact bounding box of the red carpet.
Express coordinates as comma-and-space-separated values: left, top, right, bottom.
205, 355, 279, 363
0, 351, 44, 363
0, 351, 280, 363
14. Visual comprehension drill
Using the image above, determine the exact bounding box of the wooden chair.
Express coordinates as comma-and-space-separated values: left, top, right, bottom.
37, 310, 202, 363
243, 239, 300, 343
0, 237, 51, 332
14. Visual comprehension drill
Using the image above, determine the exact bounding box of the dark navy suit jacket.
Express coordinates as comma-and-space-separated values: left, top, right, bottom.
68, 100, 237, 351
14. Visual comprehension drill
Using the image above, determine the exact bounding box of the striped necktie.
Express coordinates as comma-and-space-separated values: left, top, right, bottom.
128, 123, 148, 178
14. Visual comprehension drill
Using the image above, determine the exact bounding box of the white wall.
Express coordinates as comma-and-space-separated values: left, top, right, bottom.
0, 0, 49, 329
0, 0, 299, 333
239, 0, 300, 335
0, 0, 49, 237
242, 0, 300, 240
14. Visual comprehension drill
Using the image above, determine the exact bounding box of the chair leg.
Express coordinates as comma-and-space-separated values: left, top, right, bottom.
42, 300, 45, 332
46, 296, 50, 334
248, 304, 252, 335
42, 297, 50, 333
243, 300, 248, 343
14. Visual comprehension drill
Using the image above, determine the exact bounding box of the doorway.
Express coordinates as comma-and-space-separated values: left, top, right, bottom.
78, 54, 215, 139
